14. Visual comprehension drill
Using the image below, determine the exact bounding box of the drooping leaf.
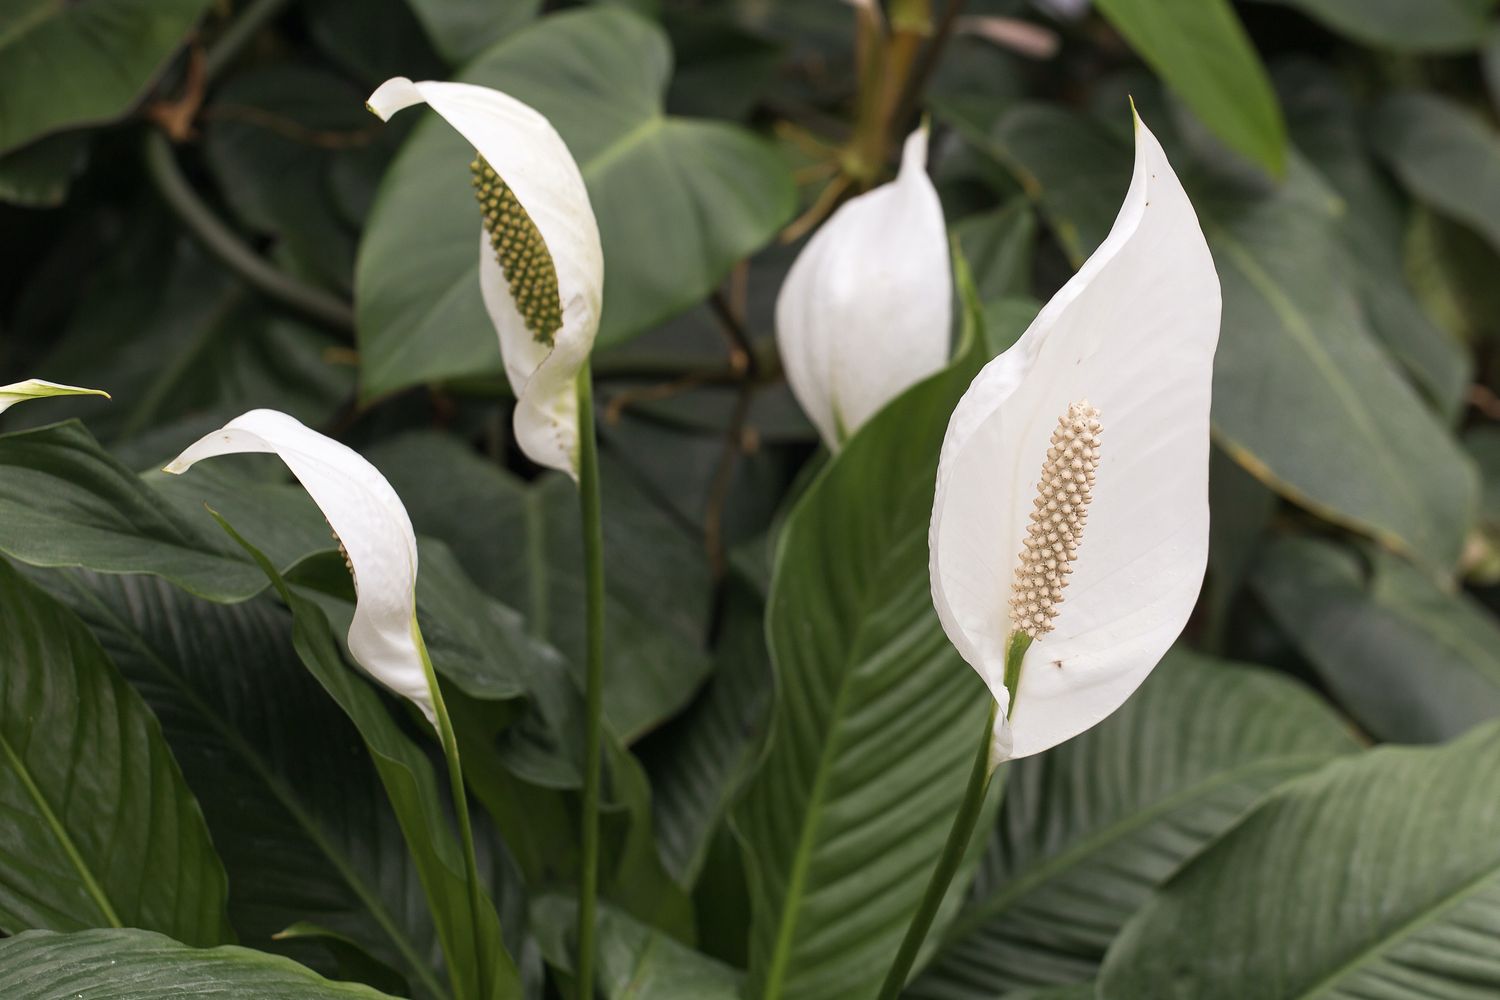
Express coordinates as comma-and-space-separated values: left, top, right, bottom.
0, 0, 214, 154
355, 5, 794, 397
1251, 536, 1500, 744
978, 104, 1476, 568
1372, 91, 1500, 260
36, 568, 447, 997
1247, 0, 1497, 53
0, 928, 401, 999
735, 349, 992, 1000
1098, 720, 1500, 998
1093, 0, 1286, 175
908, 650, 1356, 999
0, 560, 231, 945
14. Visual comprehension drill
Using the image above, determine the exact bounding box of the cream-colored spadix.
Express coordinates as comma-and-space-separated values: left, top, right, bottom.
776, 126, 952, 450
165, 409, 434, 725
0, 379, 109, 415
929, 111, 1220, 769
367, 77, 604, 479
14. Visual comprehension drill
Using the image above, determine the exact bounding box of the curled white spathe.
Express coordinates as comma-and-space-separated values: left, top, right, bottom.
776, 126, 952, 450
165, 409, 434, 724
368, 77, 604, 479
929, 112, 1221, 768
0, 379, 109, 415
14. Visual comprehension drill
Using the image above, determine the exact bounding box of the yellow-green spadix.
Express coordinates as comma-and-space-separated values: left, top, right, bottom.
366, 77, 604, 479
929, 111, 1220, 769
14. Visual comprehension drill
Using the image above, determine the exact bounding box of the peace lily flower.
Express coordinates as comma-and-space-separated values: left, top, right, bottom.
929, 111, 1220, 768
0, 379, 109, 414
776, 126, 952, 450
366, 77, 604, 479
164, 409, 435, 725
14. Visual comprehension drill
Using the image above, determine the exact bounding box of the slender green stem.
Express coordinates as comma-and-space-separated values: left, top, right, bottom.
416, 626, 489, 1000
875, 703, 997, 1000
575, 364, 606, 1000
142, 132, 355, 333
1002, 631, 1033, 719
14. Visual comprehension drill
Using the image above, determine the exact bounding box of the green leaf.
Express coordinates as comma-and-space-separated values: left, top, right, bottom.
0, 131, 86, 207
0, 928, 400, 999
1248, 0, 1496, 53
216, 517, 521, 1000
0, 0, 213, 154
355, 5, 794, 398
979, 104, 1477, 568
1098, 720, 1500, 998
0, 560, 231, 944
403, 0, 540, 65
908, 650, 1356, 999
735, 349, 992, 1000
953, 198, 1038, 305
1093, 0, 1286, 175
37, 569, 448, 997
1251, 537, 1500, 744
369, 432, 714, 743
1372, 91, 1500, 260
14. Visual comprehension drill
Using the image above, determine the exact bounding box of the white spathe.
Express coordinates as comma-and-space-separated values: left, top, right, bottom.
165, 409, 434, 724
776, 127, 952, 450
929, 111, 1220, 768
0, 379, 109, 415
367, 77, 604, 479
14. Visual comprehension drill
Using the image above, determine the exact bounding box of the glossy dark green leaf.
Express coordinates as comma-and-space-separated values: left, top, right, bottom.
369, 432, 713, 742
1249, 0, 1496, 52
0, 131, 86, 207
0, 0, 213, 153
218, 518, 521, 1000
0, 560, 230, 944
1251, 536, 1500, 743
1098, 720, 1500, 998
403, 0, 539, 65
1372, 91, 1500, 259
954, 198, 1038, 305
355, 6, 794, 397
1093, 0, 1285, 174
0, 928, 400, 998
37, 569, 448, 997
909, 651, 1356, 999
981, 104, 1476, 568
736, 349, 992, 1000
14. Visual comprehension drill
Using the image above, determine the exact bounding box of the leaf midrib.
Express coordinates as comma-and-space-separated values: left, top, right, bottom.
759, 477, 936, 999
61, 577, 448, 1000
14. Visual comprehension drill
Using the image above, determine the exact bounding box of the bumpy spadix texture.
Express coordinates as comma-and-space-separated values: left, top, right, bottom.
0, 379, 109, 415
776, 127, 951, 450
930, 112, 1220, 768
1010, 401, 1101, 639
368, 77, 603, 478
165, 410, 435, 725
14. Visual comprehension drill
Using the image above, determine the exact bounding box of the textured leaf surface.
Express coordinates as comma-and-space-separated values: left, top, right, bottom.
909, 651, 1356, 998
736, 354, 990, 1000
1251, 537, 1500, 744
1099, 721, 1500, 998
355, 6, 793, 396
0, 928, 399, 999
0, 0, 213, 153
0, 560, 230, 945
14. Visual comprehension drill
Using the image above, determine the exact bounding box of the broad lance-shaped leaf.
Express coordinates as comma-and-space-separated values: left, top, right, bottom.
0, 929, 400, 999
907, 650, 1357, 999
1251, 536, 1500, 744
355, 5, 793, 397
735, 346, 994, 1000
35, 568, 449, 998
0, 560, 231, 945
0, 0, 215, 154
217, 517, 521, 1000
971, 103, 1475, 569
1098, 719, 1500, 998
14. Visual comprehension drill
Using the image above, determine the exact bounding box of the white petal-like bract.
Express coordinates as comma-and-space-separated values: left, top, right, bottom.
368, 77, 604, 478
0, 379, 109, 415
776, 127, 952, 450
165, 410, 434, 724
929, 112, 1220, 767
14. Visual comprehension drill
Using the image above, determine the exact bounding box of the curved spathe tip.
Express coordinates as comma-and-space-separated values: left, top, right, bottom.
0, 379, 111, 416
